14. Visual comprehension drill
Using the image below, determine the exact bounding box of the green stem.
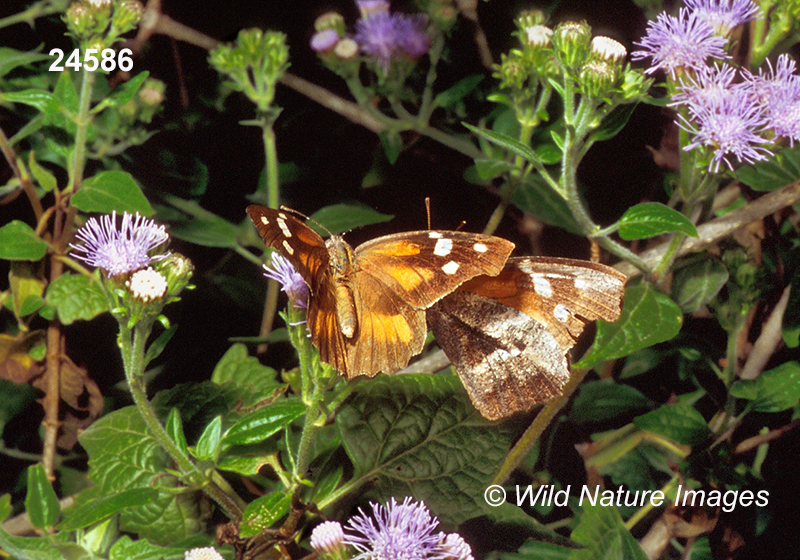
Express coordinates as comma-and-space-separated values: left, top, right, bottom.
263, 122, 279, 210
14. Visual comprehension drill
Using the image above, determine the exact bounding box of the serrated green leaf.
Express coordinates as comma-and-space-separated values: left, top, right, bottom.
575, 284, 683, 368
0, 220, 47, 261
78, 407, 204, 545
570, 381, 652, 422
433, 75, 483, 108
589, 103, 638, 143
511, 174, 581, 234
0, 526, 64, 560
217, 454, 272, 476
25, 464, 60, 531
29, 152, 57, 192
240, 491, 292, 538
95, 71, 150, 110
165, 408, 188, 456
570, 503, 648, 560
310, 204, 394, 236
194, 415, 223, 462
1, 89, 57, 114
45, 273, 107, 324
109, 535, 188, 560
379, 129, 403, 165
58, 487, 159, 531
671, 258, 729, 313
737, 146, 800, 192
53, 70, 79, 113
731, 362, 800, 412
162, 195, 238, 248
10, 262, 46, 319
71, 171, 154, 215
0, 47, 53, 78
617, 202, 698, 240
633, 403, 710, 446
209, 343, 283, 407
223, 399, 305, 446
464, 122, 542, 166
337, 374, 516, 526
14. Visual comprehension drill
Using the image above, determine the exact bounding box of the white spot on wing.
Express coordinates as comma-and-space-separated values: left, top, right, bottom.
473, 243, 488, 253
554, 303, 569, 322
434, 237, 453, 257
277, 217, 292, 238
574, 277, 588, 290
532, 274, 552, 298
428, 231, 443, 239
260, 216, 269, 225
282, 239, 294, 255
442, 261, 460, 275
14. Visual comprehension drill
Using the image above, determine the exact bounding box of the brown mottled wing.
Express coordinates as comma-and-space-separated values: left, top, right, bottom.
246, 205, 329, 290
427, 290, 569, 420
428, 257, 627, 420
354, 230, 515, 308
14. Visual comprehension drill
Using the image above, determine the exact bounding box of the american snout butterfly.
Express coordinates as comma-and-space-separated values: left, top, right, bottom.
427, 257, 627, 420
246, 205, 515, 378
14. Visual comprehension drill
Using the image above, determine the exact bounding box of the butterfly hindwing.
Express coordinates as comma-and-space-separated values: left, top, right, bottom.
428, 257, 627, 419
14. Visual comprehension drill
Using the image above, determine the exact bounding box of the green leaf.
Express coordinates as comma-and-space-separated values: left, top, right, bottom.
194, 415, 223, 462
736, 145, 800, 192
0, 89, 57, 114
500, 540, 572, 560
570, 381, 652, 423
165, 408, 188, 456
45, 273, 107, 325
575, 283, 683, 369
25, 464, 60, 531
162, 195, 238, 248
511, 175, 582, 235
0, 526, 64, 560
209, 343, 283, 408
0, 221, 47, 261
617, 202, 698, 240
433, 75, 484, 108
379, 128, 403, 165
589, 103, 638, 142
463, 122, 542, 165
633, 403, 710, 446
310, 204, 394, 236
78, 407, 204, 545
731, 362, 800, 412
337, 374, 516, 525
0, 494, 10, 522
570, 503, 648, 560
59, 487, 159, 531
109, 535, 188, 560
671, 258, 729, 313
472, 159, 517, 181
143, 324, 178, 367
71, 171, 154, 215
29, 152, 57, 192
95, 71, 150, 110
240, 491, 292, 538
0, 47, 53, 78
222, 399, 305, 446
783, 274, 800, 348
53, 70, 79, 114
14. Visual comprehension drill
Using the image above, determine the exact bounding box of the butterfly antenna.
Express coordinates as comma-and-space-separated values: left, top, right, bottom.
425, 197, 432, 230
279, 205, 333, 236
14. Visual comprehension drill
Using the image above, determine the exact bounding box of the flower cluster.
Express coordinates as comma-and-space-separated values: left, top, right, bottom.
309, 497, 473, 560
262, 253, 309, 309
632, 0, 800, 172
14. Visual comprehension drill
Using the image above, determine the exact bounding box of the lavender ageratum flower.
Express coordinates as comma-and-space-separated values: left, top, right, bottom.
354, 11, 430, 72
262, 253, 309, 309
310, 521, 346, 554
632, 9, 728, 78
671, 63, 738, 109
311, 29, 341, 53
684, 0, 760, 36
344, 497, 451, 560
439, 533, 474, 560
679, 85, 772, 172
743, 54, 800, 146
70, 211, 169, 276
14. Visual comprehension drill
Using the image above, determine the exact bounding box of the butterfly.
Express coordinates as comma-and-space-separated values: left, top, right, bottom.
426, 256, 627, 420
246, 205, 515, 378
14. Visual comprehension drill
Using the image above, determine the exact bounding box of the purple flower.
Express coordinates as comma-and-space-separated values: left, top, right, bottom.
343, 497, 466, 560
632, 9, 728, 78
311, 29, 340, 53
743, 54, 800, 146
70, 211, 168, 277
671, 63, 738, 109
684, 0, 760, 36
310, 521, 345, 554
354, 10, 430, 72
262, 253, 309, 309
439, 534, 474, 560
356, 0, 390, 17
679, 85, 772, 172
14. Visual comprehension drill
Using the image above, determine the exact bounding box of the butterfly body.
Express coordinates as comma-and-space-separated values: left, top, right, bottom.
428, 256, 627, 420
247, 205, 515, 378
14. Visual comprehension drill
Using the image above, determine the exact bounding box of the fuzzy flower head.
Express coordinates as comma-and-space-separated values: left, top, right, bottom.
263, 253, 309, 309
679, 85, 772, 172
632, 9, 728, 78
743, 54, 800, 146
684, 0, 760, 37
70, 211, 169, 277
126, 267, 168, 302
184, 547, 224, 560
671, 62, 738, 108
343, 497, 471, 560
310, 521, 346, 555
354, 9, 430, 73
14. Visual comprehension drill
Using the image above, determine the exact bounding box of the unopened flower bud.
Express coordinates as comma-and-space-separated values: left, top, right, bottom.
112, 0, 144, 34
334, 38, 359, 60
525, 25, 553, 48
356, 0, 390, 18
515, 10, 546, 33
579, 58, 618, 97
153, 253, 194, 300
311, 29, 340, 54
126, 268, 168, 302
591, 36, 627, 62
315, 12, 346, 35
552, 20, 591, 68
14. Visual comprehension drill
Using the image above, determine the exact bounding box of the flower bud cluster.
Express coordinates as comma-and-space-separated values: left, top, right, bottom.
64, 0, 143, 46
